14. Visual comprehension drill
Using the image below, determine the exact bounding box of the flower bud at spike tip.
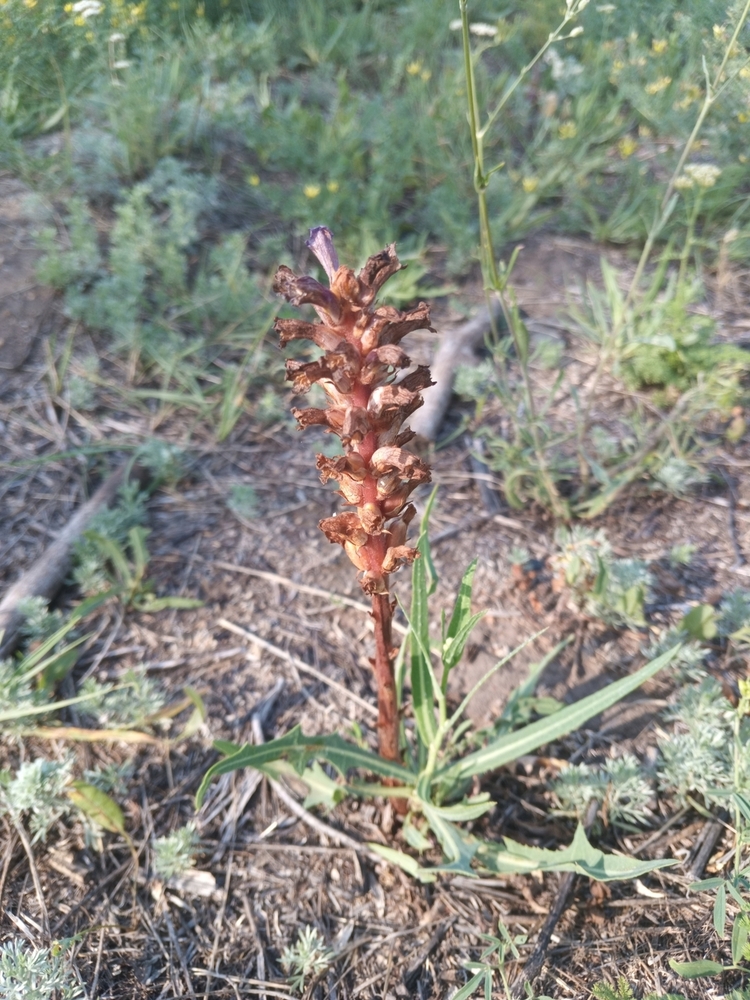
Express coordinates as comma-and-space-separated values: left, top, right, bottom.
273, 227, 435, 771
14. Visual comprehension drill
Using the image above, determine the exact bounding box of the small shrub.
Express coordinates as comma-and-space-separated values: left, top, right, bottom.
153, 822, 200, 879
0, 939, 83, 1000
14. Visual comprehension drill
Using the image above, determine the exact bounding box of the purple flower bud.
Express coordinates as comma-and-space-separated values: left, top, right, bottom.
306, 227, 340, 283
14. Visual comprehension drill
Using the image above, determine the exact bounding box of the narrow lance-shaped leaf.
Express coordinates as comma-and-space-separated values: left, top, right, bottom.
195, 727, 415, 808
441, 559, 486, 690
410, 494, 438, 747
440, 645, 680, 783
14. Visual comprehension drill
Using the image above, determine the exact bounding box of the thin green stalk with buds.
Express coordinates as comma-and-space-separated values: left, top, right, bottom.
459, 0, 590, 521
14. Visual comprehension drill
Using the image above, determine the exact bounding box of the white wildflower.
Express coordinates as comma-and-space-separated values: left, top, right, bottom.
448, 19, 498, 37
72, 0, 102, 17
684, 163, 722, 188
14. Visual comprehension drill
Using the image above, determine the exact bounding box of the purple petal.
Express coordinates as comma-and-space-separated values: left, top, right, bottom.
306, 226, 340, 283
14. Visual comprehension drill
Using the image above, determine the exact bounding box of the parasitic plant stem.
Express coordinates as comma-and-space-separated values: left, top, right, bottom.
273, 228, 434, 766
371, 592, 398, 762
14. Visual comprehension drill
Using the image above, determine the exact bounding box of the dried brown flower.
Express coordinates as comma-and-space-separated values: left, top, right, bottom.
274, 227, 434, 765
273, 228, 434, 597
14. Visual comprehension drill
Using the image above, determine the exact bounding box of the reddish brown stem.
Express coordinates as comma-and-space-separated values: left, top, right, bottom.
371, 591, 399, 763
371, 591, 408, 816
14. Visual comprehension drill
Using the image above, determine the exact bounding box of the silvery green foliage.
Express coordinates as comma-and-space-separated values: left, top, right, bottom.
454, 359, 495, 401
73, 482, 149, 595
16, 596, 64, 642
228, 483, 259, 519
641, 627, 708, 681
717, 589, 750, 638
80, 668, 166, 729
0, 758, 73, 843
552, 526, 652, 627
554, 753, 653, 827
652, 456, 708, 497
83, 760, 135, 796
135, 438, 186, 485
281, 926, 335, 994
153, 822, 200, 879
658, 678, 748, 806
0, 658, 48, 721
0, 939, 83, 1000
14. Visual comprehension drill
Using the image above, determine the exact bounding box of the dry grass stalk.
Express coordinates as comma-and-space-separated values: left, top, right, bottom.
273, 227, 433, 764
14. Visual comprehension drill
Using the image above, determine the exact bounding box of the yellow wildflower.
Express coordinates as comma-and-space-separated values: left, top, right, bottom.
612, 59, 625, 72
558, 122, 577, 140
522, 176, 539, 193
741, 66, 750, 80
739, 111, 750, 123
713, 24, 728, 42
326, 180, 339, 193
23, 0, 37, 7
651, 39, 668, 54
420, 69, 431, 82
248, 174, 260, 187
618, 135, 638, 158
406, 61, 422, 76
639, 124, 653, 138
674, 175, 693, 191
645, 76, 671, 95
304, 184, 321, 199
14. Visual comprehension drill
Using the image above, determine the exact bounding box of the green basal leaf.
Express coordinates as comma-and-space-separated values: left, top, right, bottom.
668, 960, 725, 979
477, 824, 676, 881
368, 843, 437, 883
423, 793, 494, 823
300, 762, 346, 811
448, 971, 486, 1000
421, 804, 477, 876
440, 645, 679, 783
403, 814, 432, 852
196, 727, 414, 807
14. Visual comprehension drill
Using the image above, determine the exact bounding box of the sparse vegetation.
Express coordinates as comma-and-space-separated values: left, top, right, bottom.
3, 0, 750, 995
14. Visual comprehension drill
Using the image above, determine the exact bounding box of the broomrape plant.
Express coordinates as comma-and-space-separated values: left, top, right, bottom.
197, 229, 681, 884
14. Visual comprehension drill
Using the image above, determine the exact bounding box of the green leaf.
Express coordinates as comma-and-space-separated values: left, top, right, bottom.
442, 560, 484, 685
368, 843, 437, 883
668, 959, 725, 979
410, 495, 439, 748
176, 686, 207, 741
714, 881, 727, 938
478, 824, 676, 881
403, 815, 432, 852
67, 781, 126, 835
681, 604, 718, 641
449, 971, 486, 1000
196, 727, 414, 808
300, 762, 346, 810
440, 645, 679, 783
137, 596, 204, 612
421, 804, 477, 875
424, 793, 494, 823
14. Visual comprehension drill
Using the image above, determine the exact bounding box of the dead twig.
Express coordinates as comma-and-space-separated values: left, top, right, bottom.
410, 300, 504, 442
512, 798, 599, 998
0, 462, 145, 658
218, 618, 378, 717
250, 716, 383, 863
209, 559, 406, 634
